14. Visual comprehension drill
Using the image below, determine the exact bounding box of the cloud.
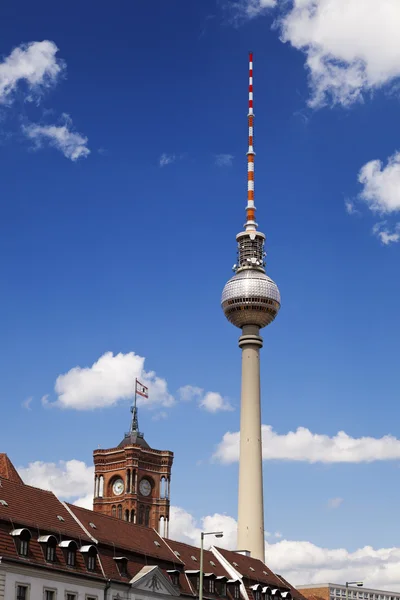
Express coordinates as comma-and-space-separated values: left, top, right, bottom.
276, 0, 400, 108
215, 153, 234, 167
372, 222, 400, 245
199, 392, 234, 413
178, 385, 203, 402
0, 40, 63, 104
345, 200, 358, 215
152, 411, 168, 421
159, 153, 176, 167
327, 497, 343, 510
18, 459, 94, 508
178, 385, 233, 413
213, 424, 400, 464
18, 458, 400, 589
22, 396, 33, 410
358, 152, 400, 213
48, 351, 174, 410
22, 114, 89, 161
229, 0, 276, 20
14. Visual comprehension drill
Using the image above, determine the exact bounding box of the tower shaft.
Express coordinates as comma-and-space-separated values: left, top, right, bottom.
237, 325, 265, 562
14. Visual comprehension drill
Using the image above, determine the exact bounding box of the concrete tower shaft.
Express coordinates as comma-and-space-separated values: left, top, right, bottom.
221, 53, 281, 563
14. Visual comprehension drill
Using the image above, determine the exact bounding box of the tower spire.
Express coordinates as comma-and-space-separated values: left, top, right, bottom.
246, 52, 257, 231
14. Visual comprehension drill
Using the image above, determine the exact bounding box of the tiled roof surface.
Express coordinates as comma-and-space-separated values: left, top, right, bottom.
0, 477, 90, 540
0, 453, 23, 484
215, 548, 287, 589
69, 503, 183, 564
166, 539, 231, 578
275, 575, 309, 600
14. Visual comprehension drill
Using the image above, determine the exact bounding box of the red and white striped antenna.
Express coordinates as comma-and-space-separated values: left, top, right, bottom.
246, 52, 257, 231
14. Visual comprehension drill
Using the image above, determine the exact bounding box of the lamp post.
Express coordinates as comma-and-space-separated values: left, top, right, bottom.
346, 581, 364, 600
199, 531, 224, 600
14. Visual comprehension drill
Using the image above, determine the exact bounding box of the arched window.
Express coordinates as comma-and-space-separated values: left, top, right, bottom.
127, 469, 131, 493
99, 475, 104, 497
145, 506, 150, 526
59, 540, 78, 567
138, 504, 144, 525
160, 477, 166, 498
117, 504, 122, 519
11, 529, 31, 557
80, 545, 98, 572
159, 516, 165, 535
112, 505, 116, 517
131, 509, 135, 523
124, 509, 129, 521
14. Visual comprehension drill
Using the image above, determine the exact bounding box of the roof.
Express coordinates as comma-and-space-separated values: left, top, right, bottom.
0, 453, 23, 484
215, 548, 287, 590
166, 539, 231, 578
118, 432, 151, 449
68, 503, 182, 564
0, 476, 90, 541
275, 575, 309, 600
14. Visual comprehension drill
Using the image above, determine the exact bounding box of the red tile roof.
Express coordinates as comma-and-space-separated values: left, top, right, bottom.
214, 548, 287, 589
68, 503, 183, 564
0, 477, 90, 541
166, 539, 231, 578
0, 453, 23, 484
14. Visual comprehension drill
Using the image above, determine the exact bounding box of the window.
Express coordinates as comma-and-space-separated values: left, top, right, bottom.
255, 591, 261, 600
114, 557, 128, 577
117, 504, 122, 519
67, 549, 76, 566
197, 577, 200, 591
44, 591, 55, 600
87, 553, 96, 571
131, 509, 135, 523
138, 504, 144, 525
19, 538, 29, 556
46, 544, 56, 562
234, 586, 240, 599
86, 597, 98, 600
145, 506, 150, 526
209, 580, 215, 594
112, 505, 116, 517
124, 509, 129, 521
221, 583, 227, 596
16, 585, 28, 600
66, 594, 77, 600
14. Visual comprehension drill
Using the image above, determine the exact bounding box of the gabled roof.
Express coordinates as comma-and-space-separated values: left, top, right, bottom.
68, 503, 183, 564
214, 548, 287, 590
166, 539, 231, 578
0, 477, 90, 540
0, 454, 23, 484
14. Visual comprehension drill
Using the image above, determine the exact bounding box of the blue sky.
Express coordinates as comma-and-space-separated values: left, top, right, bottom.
3, 0, 400, 589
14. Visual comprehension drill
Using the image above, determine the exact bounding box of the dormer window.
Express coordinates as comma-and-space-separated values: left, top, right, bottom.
114, 556, 129, 577
10, 528, 31, 557
38, 535, 57, 562
221, 583, 227, 596
167, 569, 180, 586
59, 540, 78, 567
209, 579, 215, 594
80, 545, 98, 571
234, 585, 240, 599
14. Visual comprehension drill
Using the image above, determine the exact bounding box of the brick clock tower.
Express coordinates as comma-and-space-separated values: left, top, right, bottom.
93, 388, 173, 537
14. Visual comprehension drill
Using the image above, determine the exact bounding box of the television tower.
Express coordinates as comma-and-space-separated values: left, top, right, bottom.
221, 53, 281, 562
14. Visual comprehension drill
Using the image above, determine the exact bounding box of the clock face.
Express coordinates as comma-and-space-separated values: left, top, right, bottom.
112, 478, 124, 496
139, 478, 151, 497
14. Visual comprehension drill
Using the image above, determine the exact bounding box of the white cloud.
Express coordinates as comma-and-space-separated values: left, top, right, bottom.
345, 199, 358, 215
18, 458, 400, 589
0, 40, 63, 104
358, 152, 400, 213
277, 0, 400, 108
213, 424, 400, 464
22, 396, 33, 410
178, 385, 233, 413
178, 385, 203, 402
18, 459, 94, 506
23, 114, 89, 161
230, 0, 276, 20
327, 497, 343, 509
199, 392, 234, 413
372, 222, 400, 245
49, 351, 174, 410
159, 153, 176, 167
215, 153, 234, 167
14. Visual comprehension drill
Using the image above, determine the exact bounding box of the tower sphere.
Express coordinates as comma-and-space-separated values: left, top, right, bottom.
221, 269, 281, 329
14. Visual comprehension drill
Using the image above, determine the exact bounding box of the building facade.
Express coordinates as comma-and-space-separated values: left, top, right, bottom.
298, 583, 400, 600
93, 409, 173, 536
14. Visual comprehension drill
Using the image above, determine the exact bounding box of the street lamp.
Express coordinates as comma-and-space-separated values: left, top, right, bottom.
199, 531, 224, 600
346, 581, 364, 600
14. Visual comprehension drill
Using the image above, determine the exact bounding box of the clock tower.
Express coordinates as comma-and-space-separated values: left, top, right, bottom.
92, 390, 173, 537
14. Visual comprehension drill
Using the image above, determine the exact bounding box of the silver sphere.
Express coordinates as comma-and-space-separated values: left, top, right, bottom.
221, 269, 281, 329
